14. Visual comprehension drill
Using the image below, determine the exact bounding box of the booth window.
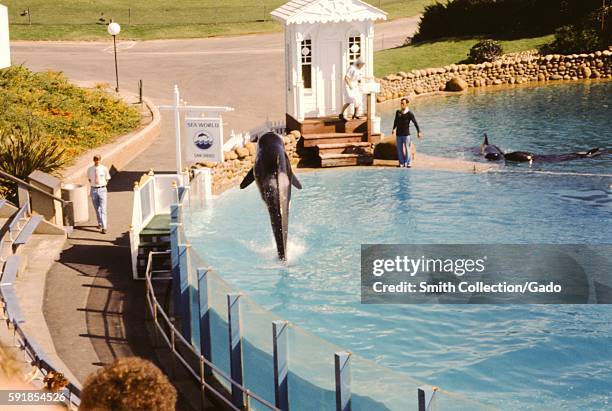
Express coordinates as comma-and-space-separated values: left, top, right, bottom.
301, 39, 312, 89
348, 36, 361, 63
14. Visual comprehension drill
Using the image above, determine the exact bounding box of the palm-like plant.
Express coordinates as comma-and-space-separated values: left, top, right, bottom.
0, 124, 66, 201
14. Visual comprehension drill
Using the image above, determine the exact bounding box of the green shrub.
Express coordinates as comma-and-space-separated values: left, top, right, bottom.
413, 0, 603, 43
542, 25, 601, 54
541, 6, 611, 53
468, 40, 503, 63
0, 66, 140, 159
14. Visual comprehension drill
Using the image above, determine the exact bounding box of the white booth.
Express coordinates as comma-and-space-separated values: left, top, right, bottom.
0, 4, 10, 69
271, 0, 386, 122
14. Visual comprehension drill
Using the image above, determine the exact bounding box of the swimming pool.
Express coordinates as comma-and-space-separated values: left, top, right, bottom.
185, 168, 611, 409
185, 82, 612, 410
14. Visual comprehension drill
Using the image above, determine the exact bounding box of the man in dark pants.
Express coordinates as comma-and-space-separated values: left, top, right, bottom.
391, 98, 423, 168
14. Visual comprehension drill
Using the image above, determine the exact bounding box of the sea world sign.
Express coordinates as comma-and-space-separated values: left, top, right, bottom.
184, 117, 223, 163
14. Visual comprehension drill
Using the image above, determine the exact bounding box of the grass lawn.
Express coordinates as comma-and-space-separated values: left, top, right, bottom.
374, 35, 555, 77
5, 0, 435, 41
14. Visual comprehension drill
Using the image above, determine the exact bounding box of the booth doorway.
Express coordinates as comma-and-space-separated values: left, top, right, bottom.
320, 41, 342, 116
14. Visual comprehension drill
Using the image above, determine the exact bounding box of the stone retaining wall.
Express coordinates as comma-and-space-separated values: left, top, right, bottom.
192, 131, 300, 194
377, 50, 612, 102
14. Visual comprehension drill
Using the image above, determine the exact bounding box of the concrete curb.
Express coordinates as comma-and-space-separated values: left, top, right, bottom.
61, 94, 161, 185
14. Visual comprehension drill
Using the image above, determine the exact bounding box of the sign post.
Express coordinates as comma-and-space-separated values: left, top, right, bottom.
174, 85, 183, 176
158, 85, 234, 184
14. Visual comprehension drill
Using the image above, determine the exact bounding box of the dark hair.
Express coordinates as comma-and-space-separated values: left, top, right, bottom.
93, 155, 101, 161
79, 357, 177, 411
400, 98, 409, 104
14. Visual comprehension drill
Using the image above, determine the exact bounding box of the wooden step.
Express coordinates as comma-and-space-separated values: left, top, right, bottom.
300, 117, 367, 134
302, 132, 364, 148
316, 142, 372, 155
319, 153, 374, 168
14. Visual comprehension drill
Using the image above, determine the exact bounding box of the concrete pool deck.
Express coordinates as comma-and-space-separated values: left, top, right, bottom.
374, 154, 498, 173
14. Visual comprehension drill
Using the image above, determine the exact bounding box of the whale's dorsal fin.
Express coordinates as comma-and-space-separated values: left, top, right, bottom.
291, 174, 302, 189
240, 168, 255, 189
285, 153, 302, 189
483, 133, 489, 145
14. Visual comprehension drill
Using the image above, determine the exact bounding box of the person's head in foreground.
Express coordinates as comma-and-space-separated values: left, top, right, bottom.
400, 97, 409, 110
79, 357, 177, 411
355, 57, 365, 69
93, 154, 101, 166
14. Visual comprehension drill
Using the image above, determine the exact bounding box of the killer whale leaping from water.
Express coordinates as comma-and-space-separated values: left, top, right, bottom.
240, 132, 302, 261
480, 133, 610, 163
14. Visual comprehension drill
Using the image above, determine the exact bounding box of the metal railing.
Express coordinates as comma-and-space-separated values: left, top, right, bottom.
0, 205, 81, 409
144, 250, 279, 411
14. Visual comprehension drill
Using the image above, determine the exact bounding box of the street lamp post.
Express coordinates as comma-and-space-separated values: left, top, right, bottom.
107, 21, 121, 92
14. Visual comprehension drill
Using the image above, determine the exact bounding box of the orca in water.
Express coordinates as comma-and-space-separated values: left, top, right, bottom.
480, 134, 609, 163
480, 133, 505, 161
240, 132, 302, 261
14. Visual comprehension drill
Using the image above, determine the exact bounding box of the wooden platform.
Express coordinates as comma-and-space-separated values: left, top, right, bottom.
288, 114, 380, 168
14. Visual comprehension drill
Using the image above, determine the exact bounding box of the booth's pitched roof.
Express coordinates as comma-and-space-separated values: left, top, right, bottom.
271, 0, 387, 25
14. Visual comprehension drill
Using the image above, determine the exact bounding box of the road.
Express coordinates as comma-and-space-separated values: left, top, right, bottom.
11, 17, 419, 133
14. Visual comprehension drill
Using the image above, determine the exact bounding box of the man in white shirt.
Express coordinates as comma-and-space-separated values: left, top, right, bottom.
87, 155, 111, 233
339, 58, 365, 120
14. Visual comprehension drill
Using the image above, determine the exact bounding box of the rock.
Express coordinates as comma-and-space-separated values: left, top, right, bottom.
493, 79, 503, 85
439, 84, 446, 91
581, 67, 592, 78
591, 69, 601, 78
537, 73, 546, 81
235, 147, 250, 159
245, 142, 257, 156
414, 86, 425, 95
550, 74, 563, 80
373, 135, 398, 160
445, 76, 468, 92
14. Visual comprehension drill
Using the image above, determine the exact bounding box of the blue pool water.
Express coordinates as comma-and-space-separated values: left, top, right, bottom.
380, 81, 612, 175
185, 82, 612, 410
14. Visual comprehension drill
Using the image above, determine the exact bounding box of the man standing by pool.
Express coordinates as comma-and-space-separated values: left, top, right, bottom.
392, 98, 423, 168
87, 154, 111, 234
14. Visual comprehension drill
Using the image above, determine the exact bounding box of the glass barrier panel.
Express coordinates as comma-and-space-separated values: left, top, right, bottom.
240, 294, 282, 409
206, 269, 235, 390
428, 388, 496, 411
351, 354, 423, 410
286, 324, 339, 411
